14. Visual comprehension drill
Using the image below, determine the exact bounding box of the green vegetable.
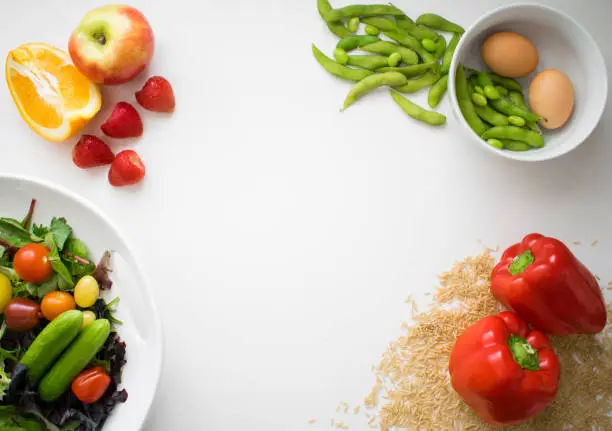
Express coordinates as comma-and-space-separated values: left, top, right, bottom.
383, 31, 435, 63
473, 85, 484, 96
387, 52, 401, 67
347, 17, 360, 33
336, 35, 380, 51
48, 218, 71, 250
347, 55, 389, 70
390, 90, 446, 126
317, 0, 350, 37
312, 44, 374, 82
395, 14, 439, 41
489, 97, 541, 122
471, 93, 488, 107
20, 310, 83, 383
487, 139, 504, 149
477, 72, 500, 100
333, 48, 349, 65
433, 37, 446, 59
441, 33, 461, 74
38, 319, 111, 402
42, 233, 73, 289
428, 75, 449, 108
394, 71, 440, 94
416, 13, 465, 34
503, 140, 532, 151
482, 126, 544, 148
364, 24, 380, 36
361, 41, 418, 65
508, 115, 526, 127
488, 74, 523, 92
324, 4, 404, 22
474, 105, 510, 127
377, 62, 439, 77
455, 65, 489, 136
0, 218, 38, 249
361, 17, 396, 32
508, 91, 542, 133
62, 238, 95, 279
495, 85, 509, 96
421, 38, 437, 52
342, 72, 408, 110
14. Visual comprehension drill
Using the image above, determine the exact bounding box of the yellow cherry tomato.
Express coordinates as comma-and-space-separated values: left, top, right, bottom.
81, 310, 97, 328
74, 276, 100, 308
0, 273, 13, 313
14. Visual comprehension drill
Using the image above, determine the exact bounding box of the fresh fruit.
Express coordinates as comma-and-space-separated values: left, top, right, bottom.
81, 310, 97, 328
4, 298, 41, 332
136, 76, 176, 112
74, 275, 100, 308
20, 310, 83, 383
108, 150, 146, 187
13, 244, 53, 284
39, 319, 111, 402
101, 102, 143, 138
71, 366, 111, 404
69, 5, 154, 85
41, 291, 77, 321
73, 135, 115, 169
5, 43, 101, 142
0, 273, 13, 313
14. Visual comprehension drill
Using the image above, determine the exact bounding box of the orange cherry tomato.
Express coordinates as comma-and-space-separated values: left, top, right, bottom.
71, 366, 111, 404
41, 291, 76, 321
13, 244, 53, 283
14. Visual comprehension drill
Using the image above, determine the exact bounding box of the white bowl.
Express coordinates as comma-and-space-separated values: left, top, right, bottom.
448, 3, 607, 161
0, 174, 163, 430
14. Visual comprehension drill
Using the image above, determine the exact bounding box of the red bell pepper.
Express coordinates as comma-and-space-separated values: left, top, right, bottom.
449, 311, 560, 426
491, 233, 607, 336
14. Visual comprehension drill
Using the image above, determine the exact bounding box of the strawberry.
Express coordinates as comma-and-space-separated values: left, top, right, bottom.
108, 150, 146, 187
101, 102, 143, 138
135, 76, 175, 112
72, 135, 115, 169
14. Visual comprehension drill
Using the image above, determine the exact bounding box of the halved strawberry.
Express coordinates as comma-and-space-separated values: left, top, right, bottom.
108, 150, 146, 187
72, 135, 115, 169
135, 76, 175, 112
101, 102, 143, 138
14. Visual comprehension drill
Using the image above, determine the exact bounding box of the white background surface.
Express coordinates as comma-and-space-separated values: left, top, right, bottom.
1, 1, 611, 430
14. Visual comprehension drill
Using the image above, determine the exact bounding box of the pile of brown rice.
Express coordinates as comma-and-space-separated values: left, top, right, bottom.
364, 250, 612, 430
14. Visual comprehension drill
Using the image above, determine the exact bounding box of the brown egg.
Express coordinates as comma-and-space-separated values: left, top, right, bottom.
528, 69, 575, 129
481, 32, 539, 78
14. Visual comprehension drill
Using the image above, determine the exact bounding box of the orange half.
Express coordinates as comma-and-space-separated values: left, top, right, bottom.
6, 43, 101, 142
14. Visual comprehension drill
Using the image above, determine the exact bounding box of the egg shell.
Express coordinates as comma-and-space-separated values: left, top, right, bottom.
529, 69, 575, 129
481, 32, 539, 78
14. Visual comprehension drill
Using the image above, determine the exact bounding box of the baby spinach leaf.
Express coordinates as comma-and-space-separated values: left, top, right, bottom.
49, 218, 71, 251
0, 219, 32, 249
43, 235, 73, 289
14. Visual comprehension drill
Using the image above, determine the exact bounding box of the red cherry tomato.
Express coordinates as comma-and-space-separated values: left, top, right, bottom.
71, 366, 111, 404
4, 298, 42, 332
13, 244, 53, 283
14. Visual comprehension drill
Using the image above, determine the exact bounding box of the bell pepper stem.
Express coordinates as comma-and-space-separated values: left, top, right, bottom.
508, 335, 540, 371
508, 250, 534, 275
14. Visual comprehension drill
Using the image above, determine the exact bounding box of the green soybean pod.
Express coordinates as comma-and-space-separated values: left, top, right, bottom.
347, 17, 360, 33
365, 25, 380, 36
441, 33, 461, 75
487, 139, 504, 149
495, 85, 508, 96
428, 75, 449, 108
342, 72, 408, 110
508, 115, 526, 127
334, 48, 349, 65
477, 72, 500, 99
317, 0, 350, 37
387, 52, 402, 67
361, 41, 418, 65
361, 17, 397, 32
472, 93, 488, 107
474, 105, 510, 126
347, 55, 390, 70
383, 31, 435, 63
507, 91, 541, 133
324, 4, 404, 22
502, 140, 532, 151
455, 65, 488, 136
394, 71, 440, 94
416, 13, 465, 34
488, 74, 523, 92
390, 90, 446, 126
433, 36, 447, 59
473, 86, 484, 96
312, 44, 374, 82
421, 38, 437, 52
395, 15, 440, 41
337, 35, 381, 51
489, 97, 541, 122
377, 62, 440, 77
482, 126, 544, 148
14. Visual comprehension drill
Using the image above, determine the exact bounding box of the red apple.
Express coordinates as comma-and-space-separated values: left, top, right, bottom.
69, 5, 154, 85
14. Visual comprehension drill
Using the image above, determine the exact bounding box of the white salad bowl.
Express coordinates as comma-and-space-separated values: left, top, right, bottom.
448, 3, 607, 162
0, 173, 162, 430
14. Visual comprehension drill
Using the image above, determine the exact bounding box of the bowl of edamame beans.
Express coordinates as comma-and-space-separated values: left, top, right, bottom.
448, 4, 607, 161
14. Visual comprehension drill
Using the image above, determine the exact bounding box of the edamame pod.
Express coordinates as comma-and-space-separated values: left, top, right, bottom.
377, 62, 439, 77
395, 14, 440, 41
416, 13, 465, 34
317, 0, 350, 37
502, 140, 532, 151
508, 91, 542, 133
432, 36, 447, 59
441, 33, 461, 75
336, 35, 381, 51
361, 41, 418, 65
474, 105, 510, 126
347, 55, 390, 70
383, 31, 435, 63
489, 97, 541, 122
342, 72, 408, 110
482, 126, 544, 148
394, 71, 440, 94
390, 90, 446, 126
428, 75, 448, 108
361, 17, 397, 32
312, 44, 374, 82
324, 4, 404, 22
456, 65, 488, 135
488, 74, 523, 92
